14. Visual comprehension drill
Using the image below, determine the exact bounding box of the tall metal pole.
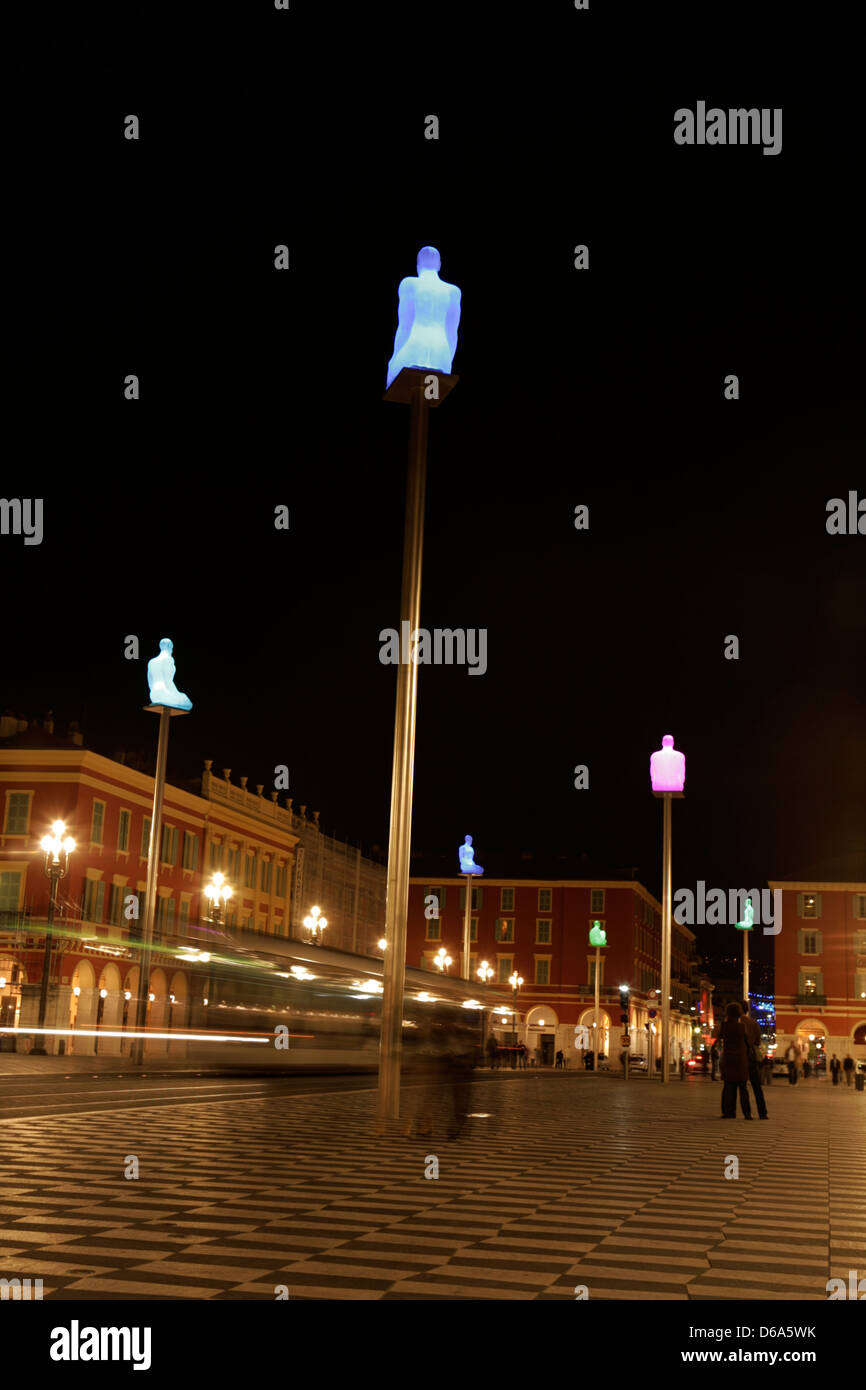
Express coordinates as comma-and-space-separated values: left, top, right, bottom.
462, 873, 472, 979
661, 792, 672, 1085
132, 705, 172, 1066
743, 929, 750, 1003
377, 390, 429, 1120
593, 943, 600, 1071
31, 866, 59, 1055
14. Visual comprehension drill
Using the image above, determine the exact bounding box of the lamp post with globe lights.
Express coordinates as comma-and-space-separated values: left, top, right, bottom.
31, 820, 76, 1054
303, 905, 327, 945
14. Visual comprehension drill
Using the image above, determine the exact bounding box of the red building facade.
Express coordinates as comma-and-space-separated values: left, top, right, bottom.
770, 880, 866, 1063
407, 877, 698, 1066
0, 744, 298, 1054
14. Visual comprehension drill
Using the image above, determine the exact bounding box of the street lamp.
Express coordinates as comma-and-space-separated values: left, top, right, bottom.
378, 937, 387, 952
650, 733, 686, 1085
303, 905, 327, 945
508, 971, 523, 1067
377, 247, 461, 1123
204, 872, 233, 927
477, 960, 494, 984
31, 820, 76, 1054
434, 947, 452, 975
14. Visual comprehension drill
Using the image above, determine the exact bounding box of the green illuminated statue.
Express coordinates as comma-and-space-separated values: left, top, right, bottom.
589, 921, 607, 947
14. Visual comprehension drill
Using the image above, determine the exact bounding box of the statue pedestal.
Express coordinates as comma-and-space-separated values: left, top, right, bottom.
383, 367, 458, 407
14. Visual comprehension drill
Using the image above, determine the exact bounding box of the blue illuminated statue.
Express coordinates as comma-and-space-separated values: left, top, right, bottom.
147, 638, 192, 711
459, 835, 483, 875
386, 246, 461, 388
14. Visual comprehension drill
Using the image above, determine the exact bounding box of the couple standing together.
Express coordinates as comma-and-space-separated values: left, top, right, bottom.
718, 1000, 768, 1119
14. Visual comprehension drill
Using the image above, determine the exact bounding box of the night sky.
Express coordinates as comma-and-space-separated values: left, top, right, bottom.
9, 5, 863, 978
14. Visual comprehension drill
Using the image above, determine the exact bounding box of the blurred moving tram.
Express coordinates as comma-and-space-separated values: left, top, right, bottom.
156, 924, 503, 1070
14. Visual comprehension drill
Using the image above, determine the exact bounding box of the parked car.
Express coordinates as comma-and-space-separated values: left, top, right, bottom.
627, 1055, 648, 1072
772, 1056, 789, 1079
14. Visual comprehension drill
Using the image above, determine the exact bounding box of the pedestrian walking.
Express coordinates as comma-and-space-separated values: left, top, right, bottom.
741, 1001, 768, 1119
404, 1007, 446, 1138
785, 1041, 798, 1085
441, 1014, 476, 1140
710, 1043, 719, 1081
830, 1054, 841, 1086
555, 1049, 564, 1069
719, 1002, 752, 1119
486, 1033, 498, 1070
843, 1054, 855, 1087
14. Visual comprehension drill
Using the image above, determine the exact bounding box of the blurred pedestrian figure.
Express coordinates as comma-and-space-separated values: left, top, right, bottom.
843, 1054, 855, 1087
803, 1058, 811, 1079
555, 1049, 564, 1069
720, 1002, 752, 1119
710, 1043, 719, 1081
535, 1045, 542, 1067
701, 1051, 709, 1074
486, 1033, 498, 1070
830, 1054, 841, 1086
741, 1001, 768, 1119
518, 1041, 527, 1069
761, 1055, 773, 1086
785, 1041, 798, 1085
442, 1014, 476, 1140
403, 1008, 444, 1138
585, 1049, 594, 1071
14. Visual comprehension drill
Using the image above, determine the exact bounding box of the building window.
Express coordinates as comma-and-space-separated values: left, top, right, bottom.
535, 958, 550, 985
428, 885, 446, 909
853, 931, 866, 954
91, 800, 105, 844
245, 853, 256, 887
800, 893, 819, 918
536, 919, 551, 943
161, 824, 178, 866
500, 887, 514, 912
801, 931, 820, 955
228, 846, 240, 880
0, 872, 23, 916
496, 918, 514, 942
108, 883, 124, 925
854, 970, 866, 1002
854, 894, 866, 920
117, 809, 131, 852
588, 957, 604, 989
470, 917, 478, 942
140, 817, 151, 859
425, 918, 441, 941
260, 859, 272, 893
538, 888, 552, 912
182, 832, 199, 871
460, 884, 482, 910
209, 840, 222, 870
799, 972, 822, 997
498, 957, 514, 984
3, 792, 31, 835
82, 879, 105, 923
275, 863, 286, 897
591, 888, 605, 914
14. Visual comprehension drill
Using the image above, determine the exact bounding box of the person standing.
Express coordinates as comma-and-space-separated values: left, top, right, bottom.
719, 1002, 752, 1119
710, 1043, 719, 1081
785, 1041, 798, 1085
486, 1033, 498, 1070
843, 1054, 855, 1087
830, 1054, 841, 1086
741, 1001, 768, 1119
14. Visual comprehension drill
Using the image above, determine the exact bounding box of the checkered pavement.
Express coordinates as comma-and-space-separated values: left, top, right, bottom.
0, 1072, 863, 1300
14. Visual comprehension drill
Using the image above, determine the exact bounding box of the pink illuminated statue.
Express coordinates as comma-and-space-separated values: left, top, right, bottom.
650, 735, 685, 793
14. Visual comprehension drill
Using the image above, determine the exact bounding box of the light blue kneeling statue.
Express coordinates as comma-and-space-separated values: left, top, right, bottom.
147, 638, 192, 710
459, 835, 483, 875
386, 246, 461, 388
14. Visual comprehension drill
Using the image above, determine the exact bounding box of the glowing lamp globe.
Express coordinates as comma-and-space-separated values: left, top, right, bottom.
650, 735, 685, 793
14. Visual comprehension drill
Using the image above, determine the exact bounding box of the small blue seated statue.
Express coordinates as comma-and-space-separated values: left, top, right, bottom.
458, 834, 483, 875
147, 638, 192, 711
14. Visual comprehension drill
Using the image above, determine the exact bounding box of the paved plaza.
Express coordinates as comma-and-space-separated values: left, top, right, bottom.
0, 1069, 863, 1300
